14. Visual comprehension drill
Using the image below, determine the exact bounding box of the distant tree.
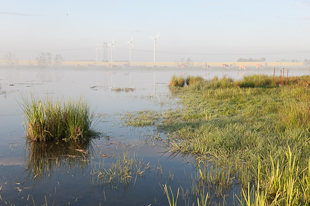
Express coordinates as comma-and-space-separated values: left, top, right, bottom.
37, 52, 52, 66
4, 52, 19, 65
54, 54, 64, 65
237, 57, 266, 62
280, 59, 289, 62
186, 57, 193, 66
303, 59, 310, 65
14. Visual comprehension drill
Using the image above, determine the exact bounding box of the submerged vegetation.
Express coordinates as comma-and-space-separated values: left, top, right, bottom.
20, 94, 96, 142
126, 74, 310, 205
92, 152, 150, 188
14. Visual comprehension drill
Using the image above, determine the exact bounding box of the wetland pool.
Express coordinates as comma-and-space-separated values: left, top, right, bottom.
0, 66, 309, 206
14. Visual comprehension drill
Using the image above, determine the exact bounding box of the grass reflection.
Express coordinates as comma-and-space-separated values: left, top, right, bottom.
24, 139, 93, 185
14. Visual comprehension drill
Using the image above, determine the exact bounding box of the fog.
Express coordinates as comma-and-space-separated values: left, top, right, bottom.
1, 0, 310, 62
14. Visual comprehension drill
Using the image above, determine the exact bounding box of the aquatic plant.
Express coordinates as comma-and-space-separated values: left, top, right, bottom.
111, 87, 135, 92
164, 184, 210, 206
163, 184, 179, 206
125, 74, 310, 205
169, 75, 185, 87
93, 151, 150, 187
20, 94, 96, 142
186, 75, 204, 86
124, 110, 161, 127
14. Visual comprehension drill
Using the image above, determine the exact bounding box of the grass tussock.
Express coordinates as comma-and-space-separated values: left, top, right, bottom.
186, 75, 204, 86
92, 152, 150, 187
20, 94, 96, 142
169, 75, 185, 87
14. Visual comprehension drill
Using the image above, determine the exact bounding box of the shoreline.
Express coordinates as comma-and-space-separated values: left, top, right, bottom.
0, 60, 308, 67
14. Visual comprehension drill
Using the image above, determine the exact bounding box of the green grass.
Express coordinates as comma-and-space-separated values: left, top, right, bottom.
123, 110, 161, 126
92, 151, 150, 188
169, 75, 185, 87
20, 94, 97, 142
127, 74, 310, 205
186, 75, 204, 86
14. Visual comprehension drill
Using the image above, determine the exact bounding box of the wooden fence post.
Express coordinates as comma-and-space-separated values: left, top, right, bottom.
287, 70, 288, 78
273, 67, 275, 76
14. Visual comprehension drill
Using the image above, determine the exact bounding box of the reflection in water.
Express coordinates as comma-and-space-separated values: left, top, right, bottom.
23, 140, 93, 186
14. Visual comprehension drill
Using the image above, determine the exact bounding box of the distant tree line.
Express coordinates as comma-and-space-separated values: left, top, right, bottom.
280, 59, 299, 62
36, 53, 64, 66
237, 57, 266, 62
304, 59, 310, 65
4, 52, 19, 65
114, 60, 129, 62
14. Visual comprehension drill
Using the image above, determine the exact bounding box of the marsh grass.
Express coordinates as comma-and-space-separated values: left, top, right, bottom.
124, 74, 310, 205
186, 76, 204, 86
164, 184, 210, 206
92, 152, 150, 188
169, 75, 185, 87
124, 110, 161, 126
111, 87, 135, 92
20, 94, 96, 142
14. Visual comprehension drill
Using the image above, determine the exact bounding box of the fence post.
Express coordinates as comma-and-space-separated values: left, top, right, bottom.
273, 67, 275, 76
287, 69, 288, 78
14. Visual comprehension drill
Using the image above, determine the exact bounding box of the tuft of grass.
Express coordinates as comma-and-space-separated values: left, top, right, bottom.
20, 94, 96, 142
124, 110, 161, 127
93, 151, 150, 187
169, 75, 185, 87
163, 184, 179, 206
186, 76, 204, 86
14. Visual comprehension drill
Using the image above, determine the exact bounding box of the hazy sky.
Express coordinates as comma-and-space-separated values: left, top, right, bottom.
1, 0, 310, 62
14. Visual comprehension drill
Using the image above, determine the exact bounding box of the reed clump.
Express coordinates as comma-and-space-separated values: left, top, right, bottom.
20, 94, 96, 142
186, 75, 204, 86
169, 75, 185, 87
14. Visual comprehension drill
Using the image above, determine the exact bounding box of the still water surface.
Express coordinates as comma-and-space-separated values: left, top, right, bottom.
0, 66, 309, 205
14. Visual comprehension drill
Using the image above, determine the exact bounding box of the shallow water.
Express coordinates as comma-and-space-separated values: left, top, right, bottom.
0, 65, 309, 205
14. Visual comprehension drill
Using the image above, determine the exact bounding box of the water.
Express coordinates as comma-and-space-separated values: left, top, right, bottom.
0, 65, 309, 205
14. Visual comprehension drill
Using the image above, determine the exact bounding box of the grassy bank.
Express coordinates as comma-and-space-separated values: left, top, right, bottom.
128, 74, 310, 205
20, 94, 96, 142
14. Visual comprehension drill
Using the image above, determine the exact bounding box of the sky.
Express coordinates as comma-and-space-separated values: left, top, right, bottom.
0, 0, 310, 62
